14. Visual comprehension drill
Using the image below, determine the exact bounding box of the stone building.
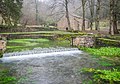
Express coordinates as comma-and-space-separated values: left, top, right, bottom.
57, 14, 88, 31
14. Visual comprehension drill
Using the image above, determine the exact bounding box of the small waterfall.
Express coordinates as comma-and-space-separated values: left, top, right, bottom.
0, 47, 82, 62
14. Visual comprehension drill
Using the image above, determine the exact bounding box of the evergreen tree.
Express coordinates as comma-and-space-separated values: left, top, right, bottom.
0, 0, 23, 26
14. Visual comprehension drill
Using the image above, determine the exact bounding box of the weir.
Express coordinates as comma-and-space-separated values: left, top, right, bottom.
1, 47, 82, 62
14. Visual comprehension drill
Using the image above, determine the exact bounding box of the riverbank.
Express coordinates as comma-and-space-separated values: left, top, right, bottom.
79, 47, 120, 83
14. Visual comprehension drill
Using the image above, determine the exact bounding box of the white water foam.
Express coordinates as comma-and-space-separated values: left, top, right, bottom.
0, 50, 83, 63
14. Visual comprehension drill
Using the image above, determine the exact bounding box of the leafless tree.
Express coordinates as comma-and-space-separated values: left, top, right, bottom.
48, 0, 75, 30
88, 0, 95, 30
109, 0, 119, 35
81, 0, 87, 31
65, 0, 71, 30
95, 0, 101, 32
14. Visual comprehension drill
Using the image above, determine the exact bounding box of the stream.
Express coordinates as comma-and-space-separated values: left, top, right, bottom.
0, 47, 98, 84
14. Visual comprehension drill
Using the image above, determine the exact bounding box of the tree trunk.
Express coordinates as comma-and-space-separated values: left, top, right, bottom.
113, 13, 119, 34
109, 0, 112, 35
113, 0, 119, 34
82, 0, 86, 31
95, 0, 100, 32
109, 0, 119, 35
35, 0, 39, 25
88, 0, 95, 30
65, 0, 72, 30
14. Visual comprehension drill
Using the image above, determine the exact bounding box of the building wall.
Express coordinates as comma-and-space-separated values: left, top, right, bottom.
57, 15, 88, 31
57, 16, 68, 30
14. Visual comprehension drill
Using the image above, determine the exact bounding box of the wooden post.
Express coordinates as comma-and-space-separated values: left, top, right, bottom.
71, 37, 74, 47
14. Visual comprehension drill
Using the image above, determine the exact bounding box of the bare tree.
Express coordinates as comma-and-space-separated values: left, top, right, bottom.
88, 0, 95, 30
109, 0, 119, 35
65, 0, 71, 30
48, 0, 73, 30
35, 0, 39, 25
81, 0, 87, 31
95, 0, 101, 32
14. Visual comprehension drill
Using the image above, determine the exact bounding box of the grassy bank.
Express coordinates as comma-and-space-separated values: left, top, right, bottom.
80, 47, 120, 57
79, 47, 120, 84
0, 31, 85, 35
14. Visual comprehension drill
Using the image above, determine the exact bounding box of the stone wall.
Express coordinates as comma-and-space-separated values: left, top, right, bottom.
0, 26, 58, 33
0, 35, 7, 57
73, 36, 95, 47
0, 40, 6, 52
96, 38, 120, 47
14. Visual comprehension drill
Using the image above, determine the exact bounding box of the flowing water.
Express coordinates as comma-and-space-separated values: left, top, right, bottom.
0, 47, 98, 84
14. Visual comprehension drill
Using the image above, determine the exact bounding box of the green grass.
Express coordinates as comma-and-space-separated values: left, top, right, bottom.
79, 47, 120, 57
0, 64, 17, 84
0, 31, 85, 35
6, 38, 70, 53
82, 68, 120, 84
79, 47, 120, 67
80, 46, 120, 83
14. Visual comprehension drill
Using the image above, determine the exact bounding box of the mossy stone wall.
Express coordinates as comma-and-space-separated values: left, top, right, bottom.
96, 38, 120, 47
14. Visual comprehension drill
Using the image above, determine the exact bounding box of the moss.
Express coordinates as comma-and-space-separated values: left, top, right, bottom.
108, 36, 120, 40
6, 38, 71, 53
97, 38, 120, 47
0, 51, 3, 58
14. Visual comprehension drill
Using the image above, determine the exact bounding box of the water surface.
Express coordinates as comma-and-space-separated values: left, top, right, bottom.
0, 48, 98, 84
